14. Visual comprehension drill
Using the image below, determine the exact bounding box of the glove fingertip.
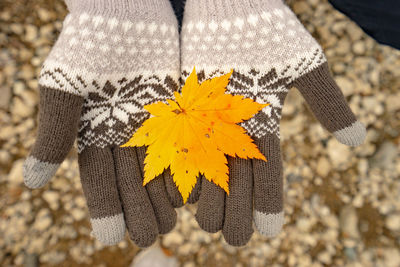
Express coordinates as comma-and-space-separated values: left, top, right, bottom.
157, 211, 177, 235
91, 213, 126, 246
333, 120, 367, 147
254, 210, 284, 238
195, 212, 223, 233
23, 156, 59, 189
222, 226, 253, 247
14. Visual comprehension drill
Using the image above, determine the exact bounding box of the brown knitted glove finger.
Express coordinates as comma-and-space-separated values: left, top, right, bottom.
114, 147, 159, 247
188, 176, 202, 204
252, 136, 284, 237
222, 157, 254, 247
294, 64, 366, 146
78, 147, 126, 245
136, 147, 178, 235
195, 177, 225, 233
164, 169, 185, 208
164, 170, 202, 207
23, 87, 83, 189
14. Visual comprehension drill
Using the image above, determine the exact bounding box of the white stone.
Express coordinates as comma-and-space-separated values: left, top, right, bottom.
371, 142, 397, 170
190, 230, 211, 244
335, 76, 354, 97
335, 39, 351, 55
343, 238, 357, 248
379, 202, 395, 215
40, 251, 66, 264
0, 84, 12, 109
327, 139, 351, 170
347, 23, 364, 41
385, 214, 400, 232
58, 225, 78, 239
8, 159, 24, 185
28, 237, 47, 254
71, 208, 86, 221
178, 243, 196, 256
339, 205, 360, 239
332, 62, 346, 74
37, 8, 52, 22
11, 97, 34, 118
162, 231, 184, 247
296, 217, 314, 232
75, 196, 87, 208
321, 214, 339, 229
317, 251, 332, 265
352, 194, 364, 208
292, 1, 309, 14
10, 23, 24, 35
357, 159, 368, 176
353, 41, 366, 55
183, 262, 196, 267
0, 149, 11, 165
387, 92, 400, 112
131, 245, 179, 267
33, 209, 52, 232
383, 248, 400, 267
25, 24, 38, 42
118, 240, 128, 249
316, 157, 331, 177
42, 191, 60, 210
20, 64, 35, 80
13, 81, 25, 95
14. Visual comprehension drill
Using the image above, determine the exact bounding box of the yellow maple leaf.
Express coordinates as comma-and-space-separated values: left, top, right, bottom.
122, 68, 268, 203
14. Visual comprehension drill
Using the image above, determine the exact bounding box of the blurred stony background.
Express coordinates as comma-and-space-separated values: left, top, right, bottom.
1, 0, 399, 266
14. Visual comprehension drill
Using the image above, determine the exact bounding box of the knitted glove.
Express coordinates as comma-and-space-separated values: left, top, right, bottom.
23, 0, 181, 247
181, 0, 366, 246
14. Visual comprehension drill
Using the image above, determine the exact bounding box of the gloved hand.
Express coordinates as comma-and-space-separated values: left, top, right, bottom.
23, 0, 182, 247
181, 0, 367, 246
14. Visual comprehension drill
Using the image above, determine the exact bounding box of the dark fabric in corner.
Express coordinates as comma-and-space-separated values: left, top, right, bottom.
169, 0, 185, 30
329, 0, 400, 49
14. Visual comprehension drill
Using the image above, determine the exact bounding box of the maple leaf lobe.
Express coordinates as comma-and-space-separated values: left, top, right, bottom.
122, 68, 268, 203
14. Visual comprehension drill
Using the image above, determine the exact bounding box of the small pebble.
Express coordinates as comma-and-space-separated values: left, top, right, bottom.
385, 214, 400, 232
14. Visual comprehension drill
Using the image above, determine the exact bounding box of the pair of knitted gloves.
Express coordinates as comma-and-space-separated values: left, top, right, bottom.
24, 0, 366, 247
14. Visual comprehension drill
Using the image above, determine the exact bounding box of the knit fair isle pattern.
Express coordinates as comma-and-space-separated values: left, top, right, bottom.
39, 11, 180, 151
181, 0, 326, 139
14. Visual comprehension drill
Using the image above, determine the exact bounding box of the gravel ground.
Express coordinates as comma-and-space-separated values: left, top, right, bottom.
1, 0, 399, 266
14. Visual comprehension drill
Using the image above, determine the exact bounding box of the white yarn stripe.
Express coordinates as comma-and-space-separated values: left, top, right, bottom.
183, 7, 298, 32
73, 12, 178, 36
